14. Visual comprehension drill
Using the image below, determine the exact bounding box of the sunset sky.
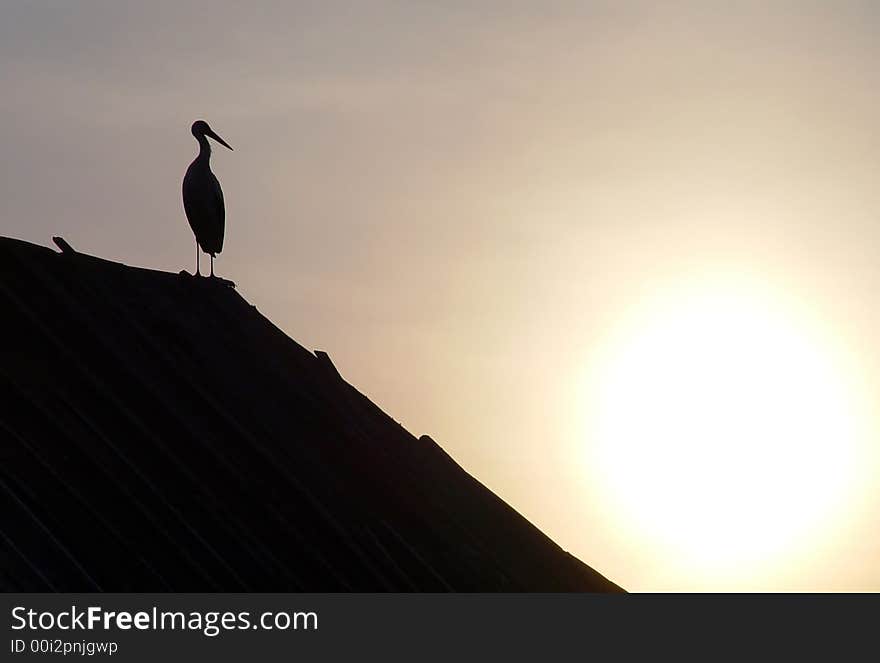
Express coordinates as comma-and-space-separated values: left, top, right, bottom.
3, 1, 880, 590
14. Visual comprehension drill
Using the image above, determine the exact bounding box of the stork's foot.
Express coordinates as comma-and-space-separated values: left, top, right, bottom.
178, 270, 203, 278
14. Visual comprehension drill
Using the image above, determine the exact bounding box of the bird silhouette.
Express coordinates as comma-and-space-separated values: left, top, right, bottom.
182, 119, 233, 277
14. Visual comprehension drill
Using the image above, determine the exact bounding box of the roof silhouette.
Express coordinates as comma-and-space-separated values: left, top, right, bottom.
0, 236, 621, 591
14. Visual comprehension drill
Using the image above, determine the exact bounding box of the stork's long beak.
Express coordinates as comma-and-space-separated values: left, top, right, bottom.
206, 128, 233, 151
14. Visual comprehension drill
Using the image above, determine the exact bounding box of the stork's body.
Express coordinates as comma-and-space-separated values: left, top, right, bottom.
182, 120, 232, 276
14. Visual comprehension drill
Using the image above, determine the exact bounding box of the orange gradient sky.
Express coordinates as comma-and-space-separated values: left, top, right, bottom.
3, 1, 880, 590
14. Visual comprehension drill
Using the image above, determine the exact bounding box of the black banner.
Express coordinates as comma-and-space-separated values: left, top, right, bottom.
2, 593, 877, 660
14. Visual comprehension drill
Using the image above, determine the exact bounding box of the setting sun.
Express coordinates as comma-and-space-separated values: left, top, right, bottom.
585, 280, 870, 587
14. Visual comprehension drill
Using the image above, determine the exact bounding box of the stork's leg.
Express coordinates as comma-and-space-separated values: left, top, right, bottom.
210, 255, 214, 278
195, 240, 201, 276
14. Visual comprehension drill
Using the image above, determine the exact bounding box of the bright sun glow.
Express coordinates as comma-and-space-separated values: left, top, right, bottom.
586, 280, 868, 583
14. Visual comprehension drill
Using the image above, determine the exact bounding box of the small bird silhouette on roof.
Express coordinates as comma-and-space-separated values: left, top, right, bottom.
182, 119, 233, 278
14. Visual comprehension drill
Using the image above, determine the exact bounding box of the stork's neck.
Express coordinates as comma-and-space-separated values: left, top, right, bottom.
196, 134, 211, 162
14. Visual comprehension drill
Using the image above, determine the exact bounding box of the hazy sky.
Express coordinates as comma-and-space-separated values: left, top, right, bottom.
4, 1, 880, 590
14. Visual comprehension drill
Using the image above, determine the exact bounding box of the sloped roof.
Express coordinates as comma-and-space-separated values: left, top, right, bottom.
0, 236, 620, 591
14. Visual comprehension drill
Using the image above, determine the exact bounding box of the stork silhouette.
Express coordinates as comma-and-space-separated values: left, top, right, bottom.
182, 119, 232, 277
